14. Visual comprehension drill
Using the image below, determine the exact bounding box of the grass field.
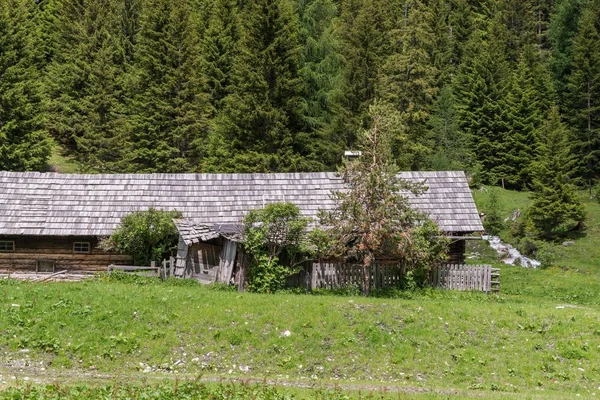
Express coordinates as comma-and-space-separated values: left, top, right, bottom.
1, 273, 599, 398
1, 187, 599, 399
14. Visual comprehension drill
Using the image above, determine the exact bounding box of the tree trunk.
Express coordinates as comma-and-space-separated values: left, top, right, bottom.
362, 255, 372, 296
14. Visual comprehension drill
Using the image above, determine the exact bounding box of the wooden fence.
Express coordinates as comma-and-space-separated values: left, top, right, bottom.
431, 264, 500, 293
107, 257, 176, 280
307, 262, 499, 293
310, 262, 406, 290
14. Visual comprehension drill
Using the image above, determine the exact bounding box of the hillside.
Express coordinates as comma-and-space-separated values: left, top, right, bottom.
471, 186, 600, 304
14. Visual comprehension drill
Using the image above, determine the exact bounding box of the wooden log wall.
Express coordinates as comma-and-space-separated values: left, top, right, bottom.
0, 235, 132, 272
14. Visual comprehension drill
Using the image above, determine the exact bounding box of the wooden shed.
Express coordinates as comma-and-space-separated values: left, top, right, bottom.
0, 171, 483, 274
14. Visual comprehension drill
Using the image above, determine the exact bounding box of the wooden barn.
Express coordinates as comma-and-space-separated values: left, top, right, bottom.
0, 171, 483, 276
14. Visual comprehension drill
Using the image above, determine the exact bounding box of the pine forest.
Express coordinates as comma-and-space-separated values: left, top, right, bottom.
1, 0, 599, 193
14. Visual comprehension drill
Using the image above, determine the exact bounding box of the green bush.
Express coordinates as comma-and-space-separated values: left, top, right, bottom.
243, 203, 312, 293
100, 208, 182, 266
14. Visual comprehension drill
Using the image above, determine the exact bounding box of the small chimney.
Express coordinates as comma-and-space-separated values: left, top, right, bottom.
343, 150, 362, 161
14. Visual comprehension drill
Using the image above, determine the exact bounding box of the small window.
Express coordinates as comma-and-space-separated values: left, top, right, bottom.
37, 259, 55, 273
73, 242, 91, 254
0, 241, 15, 252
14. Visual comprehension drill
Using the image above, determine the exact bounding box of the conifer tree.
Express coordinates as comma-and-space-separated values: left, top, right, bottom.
565, 2, 600, 194
0, 0, 51, 171
428, 85, 467, 170
201, 0, 240, 116
454, 18, 511, 184
297, 0, 344, 168
211, 0, 311, 172
527, 106, 584, 239
549, 0, 583, 99
32, 0, 61, 67
127, 0, 211, 172
318, 100, 429, 296
499, 50, 544, 189
45, 0, 128, 172
378, 0, 439, 170
500, 0, 537, 61
120, 0, 142, 64
427, 0, 458, 86
327, 0, 389, 150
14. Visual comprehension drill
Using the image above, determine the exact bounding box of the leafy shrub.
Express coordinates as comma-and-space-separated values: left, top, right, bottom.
517, 237, 539, 257
535, 243, 557, 269
243, 203, 312, 293
100, 208, 182, 266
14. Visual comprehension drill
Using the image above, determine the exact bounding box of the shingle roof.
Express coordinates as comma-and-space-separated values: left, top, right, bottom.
174, 220, 242, 245
0, 171, 483, 236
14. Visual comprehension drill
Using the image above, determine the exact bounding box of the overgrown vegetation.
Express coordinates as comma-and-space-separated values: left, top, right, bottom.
100, 208, 182, 266
243, 202, 312, 293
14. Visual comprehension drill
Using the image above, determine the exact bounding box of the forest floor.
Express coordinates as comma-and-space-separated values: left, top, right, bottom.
1, 187, 599, 399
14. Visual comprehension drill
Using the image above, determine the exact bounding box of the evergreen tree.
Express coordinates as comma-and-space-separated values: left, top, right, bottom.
297, 0, 344, 168
500, 0, 537, 60
378, 0, 439, 170
549, 0, 583, 100
45, 0, 128, 172
428, 0, 459, 86
565, 2, 600, 194
0, 0, 51, 171
120, 0, 142, 64
428, 85, 467, 170
499, 50, 544, 189
32, 0, 62, 67
327, 0, 389, 150
319, 100, 447, 295
454, 18, 511, 184
527, 106, 584, 239
201, 0, 240, 116
127, 0, 211, 172
210, 0, 313, 172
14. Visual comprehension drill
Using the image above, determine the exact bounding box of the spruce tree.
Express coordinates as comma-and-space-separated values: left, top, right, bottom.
499, 50, 544, 189
0, 0, 51, 171
201, 0, 240, 116
565, 2, 600, 194
378, 0, 439, 170
527, 106, 584, 240
210, 0, 311, 172
327, 0, 389, 150
428, 85, 467, 170
549, 0, 583, 100
127, 0, 211, 172
297, 0, 344, 168
454, 18, 511, 184
45, 0, 128, 172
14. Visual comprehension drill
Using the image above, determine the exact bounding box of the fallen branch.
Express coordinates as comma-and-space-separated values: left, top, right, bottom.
36, 270, 68, 282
